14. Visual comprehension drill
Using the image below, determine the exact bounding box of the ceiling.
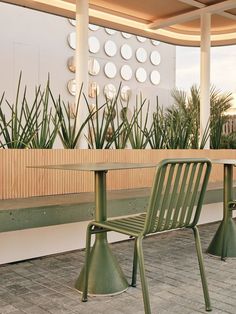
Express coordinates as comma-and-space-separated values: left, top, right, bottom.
1, 0, 236, 46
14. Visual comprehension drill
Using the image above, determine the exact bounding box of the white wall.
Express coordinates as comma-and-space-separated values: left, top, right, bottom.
0, 3, 176, 149
0, 3, 72, 102
0, 3, 73, 147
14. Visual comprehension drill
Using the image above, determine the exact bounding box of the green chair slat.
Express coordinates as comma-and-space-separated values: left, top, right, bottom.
164, 163, 183, 230
108, 219, 144, 230
171, 163, 191, 229
185, 163, 205, 225
178, 163, 197, 226
145, 164, 166, 234
156, 164, 175, 231
95, 221, 143, 237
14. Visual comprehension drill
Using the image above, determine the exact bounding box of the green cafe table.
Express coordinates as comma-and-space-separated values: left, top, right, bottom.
207, 159, 236, 260
33, 162, 157, 296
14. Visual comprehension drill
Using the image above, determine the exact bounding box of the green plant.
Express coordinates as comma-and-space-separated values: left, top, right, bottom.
0, 73, 40, 148
1, 76, 233, 151
164, 105, 192, 149
171, 85, 232, 149
86, 90, 123, 149
51, 84, 96, 149
109, 101, 130, 149
210, 88, 232, 148
146, 98, 166, 149
127, 95, 150, 149
29, 80, 59, 149
171, 86, 201, 148
220, 132, 236, 149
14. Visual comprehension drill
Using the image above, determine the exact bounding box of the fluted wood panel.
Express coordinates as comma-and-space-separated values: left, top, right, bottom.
0, 149, 236, 200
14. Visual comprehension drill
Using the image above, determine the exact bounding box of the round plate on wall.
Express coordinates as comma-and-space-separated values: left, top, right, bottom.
68, 19, 76, 26
150, 51, 161, 66
67, 32, 76, 50
104, 40, 117, 57
88, 104, 96, 119
121, 32, 132, 39
67, 56, 75, 73
67, 79, 76, 96
89, 24, 100, 31
105, 107, 116, 120
136, 47, 147, 63
104, 84, 117, 100
68, 103, 76, 119
136, 36, 146, 42
88, 58, 100, 76
105, 126, 114, 142
104, 62, 117, 79
121, 86, 132, 102
120, 44, 132, 60
105, 28, 117, 35
120, 106, 132, 120
136, 67, 147, 83
89, 81, 100, 98
88, 36, 100, 53
150, 70, 161, 85
151, 39, 160, 46
120, 65, 132, 81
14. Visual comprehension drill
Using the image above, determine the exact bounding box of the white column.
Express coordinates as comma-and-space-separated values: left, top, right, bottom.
200, 13, 211, 149
75, 0, 89, 148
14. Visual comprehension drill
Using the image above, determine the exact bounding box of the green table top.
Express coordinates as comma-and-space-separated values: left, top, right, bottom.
30, 159, 236, 171
29, 162, 158, 172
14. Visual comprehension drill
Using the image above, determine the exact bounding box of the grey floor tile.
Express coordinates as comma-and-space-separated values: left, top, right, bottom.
0, 222, 235, 313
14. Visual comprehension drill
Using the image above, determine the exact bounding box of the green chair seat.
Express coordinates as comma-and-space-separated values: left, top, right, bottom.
93, 213, 179, 236
93, 214, 147, 236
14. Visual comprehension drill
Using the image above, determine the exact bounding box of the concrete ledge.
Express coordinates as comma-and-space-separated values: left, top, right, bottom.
0, 182, 234, 233
0, 189, 149, 232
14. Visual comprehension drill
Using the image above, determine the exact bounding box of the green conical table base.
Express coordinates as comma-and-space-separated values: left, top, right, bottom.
75, 236, 129, 295
207, 218, 236, 258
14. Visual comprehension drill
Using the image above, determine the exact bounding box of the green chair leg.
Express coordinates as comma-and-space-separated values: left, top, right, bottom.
82, 225, 93, 302
136, 237, 151, 314
131, 238, 138, 287
192, 226, 212, 312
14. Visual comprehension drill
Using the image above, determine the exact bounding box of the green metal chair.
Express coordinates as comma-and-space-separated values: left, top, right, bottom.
82, 158, 212, 313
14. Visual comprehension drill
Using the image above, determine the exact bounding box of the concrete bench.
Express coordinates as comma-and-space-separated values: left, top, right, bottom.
0, 182, 234, 233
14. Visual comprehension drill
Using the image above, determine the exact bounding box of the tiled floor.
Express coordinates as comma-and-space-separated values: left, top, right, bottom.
0, 222, 235, 314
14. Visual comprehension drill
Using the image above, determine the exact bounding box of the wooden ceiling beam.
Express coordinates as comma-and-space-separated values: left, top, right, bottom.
179, 0, 236, 21
149, 0, 236, 29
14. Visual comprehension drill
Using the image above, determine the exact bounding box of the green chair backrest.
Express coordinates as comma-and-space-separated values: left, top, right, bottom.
144, 158, 211, 235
